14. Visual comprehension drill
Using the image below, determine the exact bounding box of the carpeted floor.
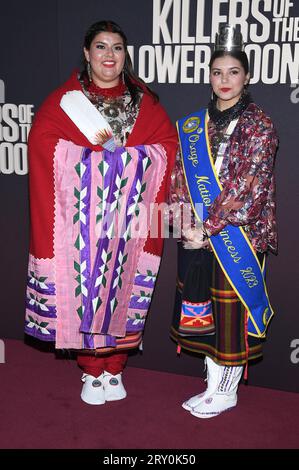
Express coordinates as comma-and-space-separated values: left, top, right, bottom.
0, 339, 298, 449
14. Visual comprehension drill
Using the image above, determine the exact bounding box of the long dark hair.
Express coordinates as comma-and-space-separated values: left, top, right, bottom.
209, 50, 249, 75
81, 20, 158, 104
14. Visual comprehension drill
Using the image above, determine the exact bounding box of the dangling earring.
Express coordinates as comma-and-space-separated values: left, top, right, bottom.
121, 70, 125, 84
87, 62, 92, 82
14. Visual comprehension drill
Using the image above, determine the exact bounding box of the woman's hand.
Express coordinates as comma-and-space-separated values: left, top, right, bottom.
182, 226, 210, 250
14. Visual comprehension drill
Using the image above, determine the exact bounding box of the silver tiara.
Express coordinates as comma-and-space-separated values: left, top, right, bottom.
214, 24, 244, 52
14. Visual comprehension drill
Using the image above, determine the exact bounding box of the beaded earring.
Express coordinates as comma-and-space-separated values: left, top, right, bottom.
87, 62, 92, 82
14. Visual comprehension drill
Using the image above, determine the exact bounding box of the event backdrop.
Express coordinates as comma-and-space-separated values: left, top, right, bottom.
1, 0, 299, 392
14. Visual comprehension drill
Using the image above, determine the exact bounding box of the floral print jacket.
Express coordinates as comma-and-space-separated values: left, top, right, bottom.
169, 103, 278, 253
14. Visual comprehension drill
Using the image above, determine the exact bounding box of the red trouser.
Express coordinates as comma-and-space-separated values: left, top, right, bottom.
77, 351, 128, 377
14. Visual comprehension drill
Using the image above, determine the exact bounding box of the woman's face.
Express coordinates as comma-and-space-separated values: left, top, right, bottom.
210, 55, 250, 110
84, 32, 126, 88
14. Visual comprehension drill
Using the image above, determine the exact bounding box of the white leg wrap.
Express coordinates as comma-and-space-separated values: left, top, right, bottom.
182, 357, 243, 417
182, 357, 223, 411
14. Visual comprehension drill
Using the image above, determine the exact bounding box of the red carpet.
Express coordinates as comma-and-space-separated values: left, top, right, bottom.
0, 339, 298, 449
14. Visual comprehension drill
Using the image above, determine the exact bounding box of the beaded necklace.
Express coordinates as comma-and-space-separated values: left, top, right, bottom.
79, 75, 141, 146
208, 91, 252, 130
208, 92, 252, 162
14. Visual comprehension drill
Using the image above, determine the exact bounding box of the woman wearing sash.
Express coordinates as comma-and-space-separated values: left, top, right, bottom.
26, 20, 177, 405
169, 25, 278, 418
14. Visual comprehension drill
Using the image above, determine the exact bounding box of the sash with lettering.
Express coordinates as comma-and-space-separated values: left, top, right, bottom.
177, 109, 273, 338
